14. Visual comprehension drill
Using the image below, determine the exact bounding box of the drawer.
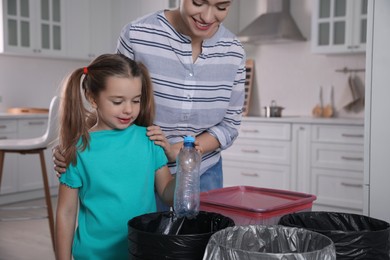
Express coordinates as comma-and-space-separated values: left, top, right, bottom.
223, 160, 290, 190
18, 119, 48, 138
0, 120, 17, 134
311, 143, 364, 171
311, 125, 364, 144
223, 139, 291, 165
311, 168, 363, 210
239, 122, 291, 141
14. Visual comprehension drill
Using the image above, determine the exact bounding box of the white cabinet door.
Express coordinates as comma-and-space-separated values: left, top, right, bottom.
65, 0, 112, 60
364, 0, 390, 223
112, 0, 176, 43
291, 124, 311, 193
1, 0, 65, 57
64, 0, 89, 59
311, 0, 368, 54
88, 0, 113, 59
223, 160, 290, 190
0, 120, 18, 194
17, 118, 48, 192
311, 167, 363, 211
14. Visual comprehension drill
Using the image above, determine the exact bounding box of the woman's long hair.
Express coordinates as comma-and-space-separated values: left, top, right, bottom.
59, 54, 155, 166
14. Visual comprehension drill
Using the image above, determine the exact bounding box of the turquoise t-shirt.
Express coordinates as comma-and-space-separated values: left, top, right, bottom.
59, 125, 167, 260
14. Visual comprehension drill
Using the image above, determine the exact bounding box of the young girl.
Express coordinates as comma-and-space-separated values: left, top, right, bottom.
55, 54, 175, 260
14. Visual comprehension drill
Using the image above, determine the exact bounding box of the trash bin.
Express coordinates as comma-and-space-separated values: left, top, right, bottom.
203, 225, 336, 259
278, 211, 390, 259
128, 211, 234, 260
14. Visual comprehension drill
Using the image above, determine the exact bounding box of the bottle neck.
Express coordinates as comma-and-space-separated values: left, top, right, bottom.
183, 142, 195, 148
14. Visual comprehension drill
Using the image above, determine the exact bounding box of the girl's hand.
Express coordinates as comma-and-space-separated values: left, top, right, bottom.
147, 125, 177, 162
194, 140, 204, 155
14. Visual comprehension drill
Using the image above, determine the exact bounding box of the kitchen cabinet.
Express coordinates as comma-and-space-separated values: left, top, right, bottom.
0, 0, 65, 57
0, 120, 17, 194
310, 124, 364, 214
223, 117, 364, 214
65, 0, 112, 60
291, 124, 311, 193
311, 0, 368, 54
111, 0, 178, 43
0, 115, 57, 204
222, 120, 292, 190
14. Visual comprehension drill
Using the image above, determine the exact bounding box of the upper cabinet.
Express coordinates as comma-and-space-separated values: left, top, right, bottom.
0, 0, 65, 57
65, 0, 113, 60
311, 0, 368, 54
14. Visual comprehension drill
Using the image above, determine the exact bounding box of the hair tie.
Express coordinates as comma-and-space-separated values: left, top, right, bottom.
83, 67, 88, 75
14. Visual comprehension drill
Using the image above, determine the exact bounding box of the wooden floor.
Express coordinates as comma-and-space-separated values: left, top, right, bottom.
0, 197, 57, 260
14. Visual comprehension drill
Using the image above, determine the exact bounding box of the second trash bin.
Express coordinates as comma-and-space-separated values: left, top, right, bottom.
203, 225, 336, 260
128, 211, 234, 260
278, 211, 390, 259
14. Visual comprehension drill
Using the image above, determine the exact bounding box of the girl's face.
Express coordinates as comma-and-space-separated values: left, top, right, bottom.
179, 0, 232, 41
91, 76, 142, 131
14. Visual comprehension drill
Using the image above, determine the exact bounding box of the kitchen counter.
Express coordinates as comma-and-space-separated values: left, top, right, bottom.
0, 113, 48, 119
243, 116, 364, 126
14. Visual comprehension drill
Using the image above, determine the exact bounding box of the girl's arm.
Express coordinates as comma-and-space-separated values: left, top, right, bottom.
155, 165, 175, 206
55, 184, 78, 260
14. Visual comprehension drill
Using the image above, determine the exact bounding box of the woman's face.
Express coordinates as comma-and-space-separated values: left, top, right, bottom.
179, 0, 232, 40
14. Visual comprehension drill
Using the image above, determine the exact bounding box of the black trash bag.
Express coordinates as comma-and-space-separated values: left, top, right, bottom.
278, 211, 390, 260
128, 211, 234, 260
203, 225, 336, 259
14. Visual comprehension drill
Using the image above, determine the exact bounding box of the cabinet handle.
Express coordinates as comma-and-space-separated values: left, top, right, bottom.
241, 172, 259, 177
241, 149, 259, 153
341, 133, 364, 138
241, 129, 259, 133
0, 136, 7, 140
341, 182, 363, 188
341, 156, 363, 161
28, 121, 45, 125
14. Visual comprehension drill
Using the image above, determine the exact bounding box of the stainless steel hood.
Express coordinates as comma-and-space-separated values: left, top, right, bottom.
237, 0, 306, 44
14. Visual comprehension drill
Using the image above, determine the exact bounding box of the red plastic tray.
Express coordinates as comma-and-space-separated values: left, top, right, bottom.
200, 186, 317, 225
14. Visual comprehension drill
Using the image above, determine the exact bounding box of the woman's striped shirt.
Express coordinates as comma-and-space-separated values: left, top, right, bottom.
117, 10, 246, 175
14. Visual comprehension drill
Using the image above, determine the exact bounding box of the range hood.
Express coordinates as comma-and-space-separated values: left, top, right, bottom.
237, 0, 306, 44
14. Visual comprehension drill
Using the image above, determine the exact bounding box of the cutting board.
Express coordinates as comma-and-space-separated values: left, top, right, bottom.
7, 107, 49, 114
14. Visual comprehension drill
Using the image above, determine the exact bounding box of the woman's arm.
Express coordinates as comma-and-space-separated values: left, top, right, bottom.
155, 165, 175, 206
55, 184, 78, 260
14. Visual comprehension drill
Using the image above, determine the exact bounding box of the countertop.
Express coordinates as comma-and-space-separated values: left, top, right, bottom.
242, 116, 364, 126
0, 113, 365, 125
0, 113, 48, 119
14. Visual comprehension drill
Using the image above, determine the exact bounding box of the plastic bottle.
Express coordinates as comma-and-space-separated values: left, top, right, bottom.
174, 136, 201, 219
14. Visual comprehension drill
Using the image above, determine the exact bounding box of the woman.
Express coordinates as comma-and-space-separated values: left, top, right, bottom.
55, 0, 246, 202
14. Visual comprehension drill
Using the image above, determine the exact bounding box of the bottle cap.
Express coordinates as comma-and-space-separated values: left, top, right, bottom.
183, 135, 195, 143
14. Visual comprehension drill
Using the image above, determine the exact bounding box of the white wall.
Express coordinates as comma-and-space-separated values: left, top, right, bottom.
237, 0, 366, 118
0, 54, 85, 112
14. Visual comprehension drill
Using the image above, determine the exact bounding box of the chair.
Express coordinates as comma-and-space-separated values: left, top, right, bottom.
0, 96, 59, 251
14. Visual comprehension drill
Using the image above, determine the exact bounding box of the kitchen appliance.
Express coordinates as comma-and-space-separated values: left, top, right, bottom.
264, 100, 284, 117
237, 0, 306, 44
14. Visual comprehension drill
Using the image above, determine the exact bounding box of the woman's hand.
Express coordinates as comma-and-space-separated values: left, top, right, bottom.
147, 125, 177, 162
52, 146, 67, 177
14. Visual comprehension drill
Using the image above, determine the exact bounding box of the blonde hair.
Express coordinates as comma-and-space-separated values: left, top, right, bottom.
59, 54, 155, 166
